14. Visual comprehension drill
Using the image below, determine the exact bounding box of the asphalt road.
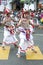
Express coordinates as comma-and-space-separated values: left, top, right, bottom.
0, 26, 43, 65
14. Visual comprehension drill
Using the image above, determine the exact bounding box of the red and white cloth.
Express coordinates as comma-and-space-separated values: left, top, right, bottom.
16, 27, 34, 53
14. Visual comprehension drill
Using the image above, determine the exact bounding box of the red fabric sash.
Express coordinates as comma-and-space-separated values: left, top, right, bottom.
26, 33, 30, 41
10, 29, 14, 35
25, 29, 30, 41
5, 25, 14, 34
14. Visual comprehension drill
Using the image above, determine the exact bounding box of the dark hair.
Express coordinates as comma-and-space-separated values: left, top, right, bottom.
6, 13, 10, 17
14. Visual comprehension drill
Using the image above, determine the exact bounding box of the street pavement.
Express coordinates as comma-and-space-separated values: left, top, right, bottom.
0, 26, 43, 65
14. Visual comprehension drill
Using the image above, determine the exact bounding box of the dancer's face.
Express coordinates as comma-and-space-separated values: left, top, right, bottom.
24, 14, 28, 18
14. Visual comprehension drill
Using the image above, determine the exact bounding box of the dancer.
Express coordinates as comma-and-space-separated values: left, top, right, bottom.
0, 8, 18, 49
16, 9, 37, 58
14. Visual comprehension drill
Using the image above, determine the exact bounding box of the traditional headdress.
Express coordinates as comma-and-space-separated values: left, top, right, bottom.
4, 8, 10, 14
21, 4, 29, 18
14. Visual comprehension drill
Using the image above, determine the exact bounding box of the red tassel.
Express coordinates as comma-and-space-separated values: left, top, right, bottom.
10, 30, 14, 35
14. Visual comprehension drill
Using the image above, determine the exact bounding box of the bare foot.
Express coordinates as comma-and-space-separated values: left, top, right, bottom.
2, 46, 6, 50
31, 49, 37, 53
14, 44, 18, 48
16, 53, 21, 58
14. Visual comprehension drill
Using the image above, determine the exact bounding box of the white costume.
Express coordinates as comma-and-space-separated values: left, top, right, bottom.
16, 17, 34, 54
2, 19, 18, 46
16, 6, 36, 57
